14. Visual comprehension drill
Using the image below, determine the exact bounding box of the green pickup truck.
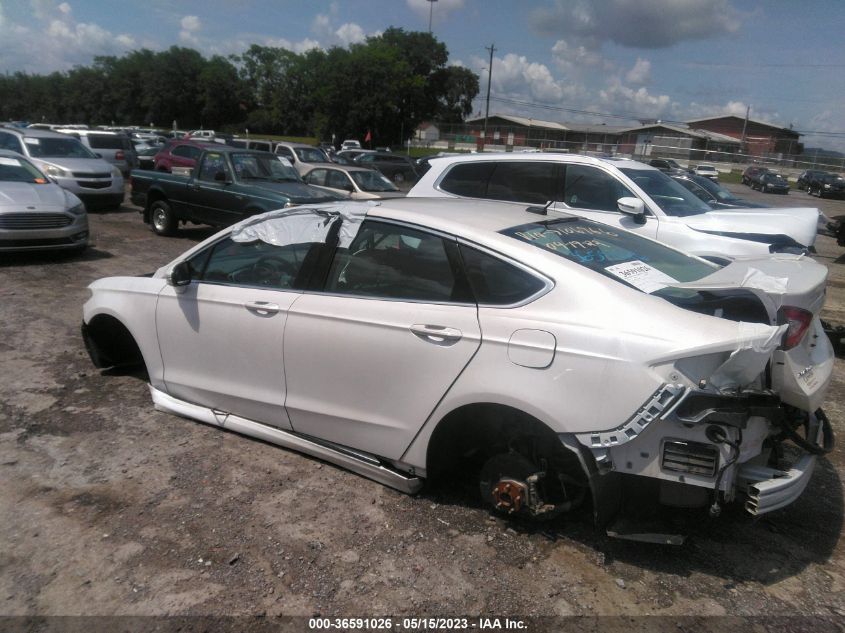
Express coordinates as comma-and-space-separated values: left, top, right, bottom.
130, 147, 345, 235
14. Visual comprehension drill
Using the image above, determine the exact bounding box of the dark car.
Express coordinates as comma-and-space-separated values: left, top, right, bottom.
807, 172, 845, 199
797, 169, 831, 190
741, 165, 770, 186
753, 172, 790, 194
671, 173, 767, 209
648, 158, 685, 174
131, 147, 345, 234
153, 139, 220, 172
353, 152, 419, 184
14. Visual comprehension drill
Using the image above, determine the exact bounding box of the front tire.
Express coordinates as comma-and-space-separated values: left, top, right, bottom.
150, 200, 177, 236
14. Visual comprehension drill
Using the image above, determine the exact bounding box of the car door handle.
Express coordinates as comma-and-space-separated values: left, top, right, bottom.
410, 324, 462, 346
244, 301, 280, 316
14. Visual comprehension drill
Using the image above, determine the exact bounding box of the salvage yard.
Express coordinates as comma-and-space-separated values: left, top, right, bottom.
1, 182, 845, 620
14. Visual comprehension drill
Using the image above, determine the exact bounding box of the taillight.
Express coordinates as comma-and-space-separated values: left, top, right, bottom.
116, 150, 125, 160
780, 306, 813, 349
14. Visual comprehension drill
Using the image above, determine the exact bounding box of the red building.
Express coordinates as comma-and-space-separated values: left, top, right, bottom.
686, 116, 802, 158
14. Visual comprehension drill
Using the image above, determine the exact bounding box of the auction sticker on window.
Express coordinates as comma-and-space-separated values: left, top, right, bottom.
0, 157, 22, 166
605, 260, 677, 293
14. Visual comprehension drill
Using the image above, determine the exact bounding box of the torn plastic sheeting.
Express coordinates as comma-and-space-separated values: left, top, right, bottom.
709, 321, 788, 392
229, 202, 373, 247
667, 267, 788, 312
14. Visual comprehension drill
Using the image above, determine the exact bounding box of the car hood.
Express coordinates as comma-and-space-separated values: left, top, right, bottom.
250, 181, 347, 203
671, 254, 828, 316
684, 207, 818, 247
31, 157, 114, 174
0, 181, 76, 212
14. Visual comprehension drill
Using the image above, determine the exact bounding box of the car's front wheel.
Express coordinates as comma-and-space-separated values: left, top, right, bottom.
150, 200, 177, 236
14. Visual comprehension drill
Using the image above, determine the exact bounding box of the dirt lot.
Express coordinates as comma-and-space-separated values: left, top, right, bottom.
1, 183, 845, 627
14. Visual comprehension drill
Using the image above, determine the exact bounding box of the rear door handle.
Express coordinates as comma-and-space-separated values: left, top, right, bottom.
244, 300, 280, 316
410, 324, 462, 346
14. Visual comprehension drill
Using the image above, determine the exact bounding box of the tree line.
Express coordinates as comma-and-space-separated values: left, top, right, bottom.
0, 28, 479, 146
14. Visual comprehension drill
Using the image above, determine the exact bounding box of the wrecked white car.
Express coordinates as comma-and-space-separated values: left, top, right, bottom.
81, 198, 834, 531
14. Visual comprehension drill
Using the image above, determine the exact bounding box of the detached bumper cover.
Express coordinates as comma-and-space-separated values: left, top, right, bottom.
738, 454, 816, 516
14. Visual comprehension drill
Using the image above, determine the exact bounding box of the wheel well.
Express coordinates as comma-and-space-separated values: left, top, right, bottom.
144, 190, 168, 222
82, 314, 146, 371
426, 404, 575, 481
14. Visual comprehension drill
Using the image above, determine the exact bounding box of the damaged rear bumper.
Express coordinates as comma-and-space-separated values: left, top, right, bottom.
737, 410, 828, 516
738, 453, 816, 516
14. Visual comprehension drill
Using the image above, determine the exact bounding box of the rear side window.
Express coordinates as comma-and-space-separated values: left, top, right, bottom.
439, 162, 496, 197
459, 245, 546, 305
486, 162, 559, 204
306, 169, 327, 186
0, 132, 24, 153
88, 134, 125, 150
564, 165, 633, 212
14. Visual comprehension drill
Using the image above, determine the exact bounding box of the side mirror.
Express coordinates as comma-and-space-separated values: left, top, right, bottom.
617, 197, 647, 224
167, 261, 193, 287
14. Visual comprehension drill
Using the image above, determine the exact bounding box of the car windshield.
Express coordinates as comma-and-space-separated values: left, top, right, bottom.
294, 147, 329, 163
697, 164, 715, 170
502, 218, 719, 295
231, 153, 301, 181
687, 174, 737, 201
0, 155, 49, 183
350, 170, 399, 192
24, 136, 97, 158
620, 168, 713, 216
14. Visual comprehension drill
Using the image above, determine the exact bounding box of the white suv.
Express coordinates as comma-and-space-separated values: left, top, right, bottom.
408, 153, 818, 261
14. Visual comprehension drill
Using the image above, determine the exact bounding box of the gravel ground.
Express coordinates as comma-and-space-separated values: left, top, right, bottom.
1, 182, 844, 628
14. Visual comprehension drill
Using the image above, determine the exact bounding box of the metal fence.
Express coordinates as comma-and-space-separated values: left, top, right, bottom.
416, 122, 845, 173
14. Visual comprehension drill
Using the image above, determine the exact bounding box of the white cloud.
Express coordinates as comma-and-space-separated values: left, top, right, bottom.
625, 58, 651, 84
551, 39, 608, 72
179, 15, 201, 45
406, 0, 465, 25
335, 23, 366, 46
529, 0, 741, 49
0, 1, 136, 72
598, 79, 674, 117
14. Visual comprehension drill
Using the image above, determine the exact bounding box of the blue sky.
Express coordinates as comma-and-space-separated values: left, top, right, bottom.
1, 0, 844, 150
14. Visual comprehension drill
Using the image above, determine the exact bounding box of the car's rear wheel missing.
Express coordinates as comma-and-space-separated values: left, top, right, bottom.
150, 200, 177, 236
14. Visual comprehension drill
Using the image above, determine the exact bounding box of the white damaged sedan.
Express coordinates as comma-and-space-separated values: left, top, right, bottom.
82, 198, 835, 529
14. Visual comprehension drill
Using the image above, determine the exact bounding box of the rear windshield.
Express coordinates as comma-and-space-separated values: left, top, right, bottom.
620, 168, 712, 217
24, 137, 97, 159
294, 147, 329, 164
87, 134, 128, 150
351, 170, 398, 192
502, 218, 718, 294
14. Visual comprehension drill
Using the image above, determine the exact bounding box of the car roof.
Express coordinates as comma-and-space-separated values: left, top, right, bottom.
276, 141, 318, 149
424, 151, 654, 172
3, 127, 81, 139
367, 197, 575, 241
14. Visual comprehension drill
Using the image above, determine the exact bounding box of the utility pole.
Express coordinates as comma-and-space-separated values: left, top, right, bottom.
740, 104, 750, 157
483, 43, 496, 150
426, 0, 438, 33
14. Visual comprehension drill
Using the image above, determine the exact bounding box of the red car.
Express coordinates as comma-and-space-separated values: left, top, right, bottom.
152, 140, 220, 172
